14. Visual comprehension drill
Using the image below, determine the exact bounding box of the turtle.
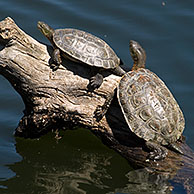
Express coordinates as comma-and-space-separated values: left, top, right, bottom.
94, 40, 185, 160
37, 21, 126, 90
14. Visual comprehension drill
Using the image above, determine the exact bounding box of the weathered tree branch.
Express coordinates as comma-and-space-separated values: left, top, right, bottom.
0, 17, 194, 192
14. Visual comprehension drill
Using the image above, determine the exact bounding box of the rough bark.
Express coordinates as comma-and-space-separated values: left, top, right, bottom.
0, 17, 193, 192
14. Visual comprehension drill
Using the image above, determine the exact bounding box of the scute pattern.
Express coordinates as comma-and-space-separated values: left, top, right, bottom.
53, 29, 120, 69
117, 68, 185, 145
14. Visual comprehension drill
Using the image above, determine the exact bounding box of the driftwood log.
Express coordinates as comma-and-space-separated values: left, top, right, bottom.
0, 17, 194, 192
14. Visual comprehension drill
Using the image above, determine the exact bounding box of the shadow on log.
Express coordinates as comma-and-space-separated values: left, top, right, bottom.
0, 17, 194, 193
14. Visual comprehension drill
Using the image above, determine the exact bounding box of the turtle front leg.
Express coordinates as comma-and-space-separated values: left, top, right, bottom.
88, 73, 103, 90
50, 48, 62, 71
94, 91, 115, 121
145, 141, 168, 160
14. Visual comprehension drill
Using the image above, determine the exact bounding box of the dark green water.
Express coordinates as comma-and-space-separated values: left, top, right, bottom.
0, 0, 194, 193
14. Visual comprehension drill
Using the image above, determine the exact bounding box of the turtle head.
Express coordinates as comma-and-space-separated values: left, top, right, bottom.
37, 21, 55, 41
130, 40, 146, 70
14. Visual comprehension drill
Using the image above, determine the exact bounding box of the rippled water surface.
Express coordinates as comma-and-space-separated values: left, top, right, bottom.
0, 0, 194, 193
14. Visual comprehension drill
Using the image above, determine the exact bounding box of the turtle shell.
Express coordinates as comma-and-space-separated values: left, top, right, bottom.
117, 68, 185, 145
53, 29, 120, 69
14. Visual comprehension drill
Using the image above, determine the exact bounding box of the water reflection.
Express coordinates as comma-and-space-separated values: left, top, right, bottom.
1, 129, 129, 193
0, 129, 182, 194
34, 154, 112, 194
111, 169, 173, 194
34, 167, 175, 194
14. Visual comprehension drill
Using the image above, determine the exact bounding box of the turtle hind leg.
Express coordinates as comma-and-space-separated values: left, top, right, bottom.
145, 141, 168, 160
88, 73, 103, 91
50, 48, 62, 71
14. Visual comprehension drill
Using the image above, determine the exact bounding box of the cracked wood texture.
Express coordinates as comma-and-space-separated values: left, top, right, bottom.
0, 17, 194, 192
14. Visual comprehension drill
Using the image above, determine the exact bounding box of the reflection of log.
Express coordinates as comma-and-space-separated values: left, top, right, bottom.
0, 17, 194, 191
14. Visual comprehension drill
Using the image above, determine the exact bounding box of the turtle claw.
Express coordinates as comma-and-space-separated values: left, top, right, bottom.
94, 105, 104, 122
50, 63, 60, 71
148, 150, 168, 161
49, 48, 62, 71
88, 73, 103, 90
94, 91, 115, 122
146, 141, 168, 160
